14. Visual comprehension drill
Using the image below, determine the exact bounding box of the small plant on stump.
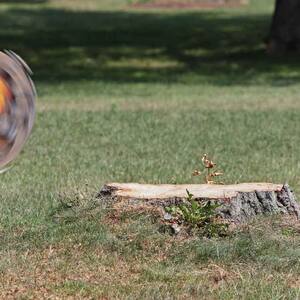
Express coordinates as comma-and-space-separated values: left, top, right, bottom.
165, 190, 229, 237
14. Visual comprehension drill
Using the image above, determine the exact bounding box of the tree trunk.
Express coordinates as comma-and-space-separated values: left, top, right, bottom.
267, 0, 300, 54
98, 182, 300, 223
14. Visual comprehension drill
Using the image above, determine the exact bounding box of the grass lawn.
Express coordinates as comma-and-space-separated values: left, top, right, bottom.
0, 0, 300, 298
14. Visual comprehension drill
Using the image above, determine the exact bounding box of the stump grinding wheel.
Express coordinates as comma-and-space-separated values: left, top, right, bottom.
0, 50, 35, 168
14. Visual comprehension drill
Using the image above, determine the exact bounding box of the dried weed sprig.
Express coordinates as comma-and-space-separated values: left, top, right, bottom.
193, 153, 223, 184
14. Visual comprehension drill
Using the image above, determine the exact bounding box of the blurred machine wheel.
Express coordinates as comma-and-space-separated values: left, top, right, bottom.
0, 50, 36, 168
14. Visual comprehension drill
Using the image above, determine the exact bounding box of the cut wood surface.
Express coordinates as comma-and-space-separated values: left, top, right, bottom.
100, 182, 283, 200
99, 182, 300, 223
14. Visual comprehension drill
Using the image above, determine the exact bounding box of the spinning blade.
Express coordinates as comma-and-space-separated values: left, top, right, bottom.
0, 50, 36, 168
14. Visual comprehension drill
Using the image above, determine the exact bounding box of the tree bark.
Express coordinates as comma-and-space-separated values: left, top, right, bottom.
267, 0, 300, 54
98, 182, 300, 223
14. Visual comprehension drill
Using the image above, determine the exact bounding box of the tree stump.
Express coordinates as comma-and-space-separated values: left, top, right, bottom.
98, 183, 300, 223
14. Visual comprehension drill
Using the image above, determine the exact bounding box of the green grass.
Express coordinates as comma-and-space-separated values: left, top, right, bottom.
0, 0, 300, 298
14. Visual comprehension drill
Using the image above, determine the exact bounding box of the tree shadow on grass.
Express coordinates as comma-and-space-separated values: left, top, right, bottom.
0, 7, 299, 86
0, 0, 46, 3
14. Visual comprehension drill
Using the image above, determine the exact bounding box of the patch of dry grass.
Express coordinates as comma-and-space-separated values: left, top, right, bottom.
0, 214, 299, 298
